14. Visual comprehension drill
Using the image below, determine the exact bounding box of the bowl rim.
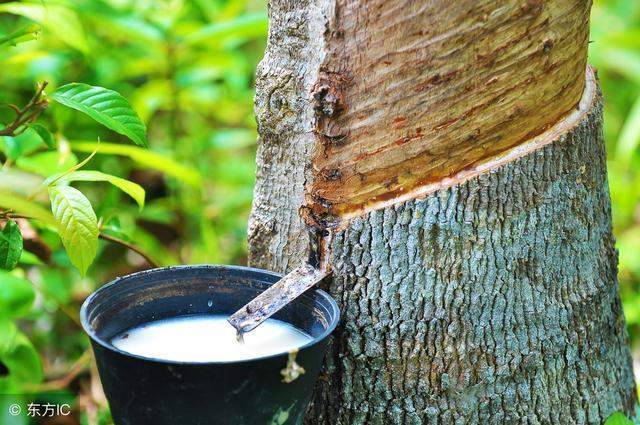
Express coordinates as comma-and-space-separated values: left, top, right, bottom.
80, 264, 340, 365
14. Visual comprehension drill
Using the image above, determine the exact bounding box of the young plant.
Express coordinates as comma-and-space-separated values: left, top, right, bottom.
1, 82, 149, 274
0, 80, 150, 403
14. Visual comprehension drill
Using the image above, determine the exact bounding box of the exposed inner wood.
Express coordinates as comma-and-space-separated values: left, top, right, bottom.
307, 0, 592, 227
330, 66, 597, 224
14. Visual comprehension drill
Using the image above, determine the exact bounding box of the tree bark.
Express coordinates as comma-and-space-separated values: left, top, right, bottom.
249, 1, 637, 423
306, 78, 637, 424
248, 0, 331, 270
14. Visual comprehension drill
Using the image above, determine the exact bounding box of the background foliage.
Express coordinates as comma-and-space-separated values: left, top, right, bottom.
0, 0, 638, 423
591, 0, 640, 357
0, 0, 266, 423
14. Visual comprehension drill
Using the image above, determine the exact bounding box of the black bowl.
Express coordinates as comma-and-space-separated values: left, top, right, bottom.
80, 265, 340, 425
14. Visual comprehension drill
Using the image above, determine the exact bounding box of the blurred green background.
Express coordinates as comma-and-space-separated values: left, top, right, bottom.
0, 0, 638, 423
0, 0, 267, 423
591, 0, 640, 352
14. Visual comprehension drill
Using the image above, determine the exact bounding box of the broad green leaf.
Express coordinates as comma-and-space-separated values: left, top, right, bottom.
71, 141, 202, 187
0, 221, 22, 271
0, 320, 43, 384
15, 151, 77, 178
51, 170, 145, 209
48, 185, 98, 275
0, 3, 88, 53
51, 84, 148, 148
604, 412, 633, 425
0, 272, 35, 318
29, 124, 54, 149
0, 191, 56, 228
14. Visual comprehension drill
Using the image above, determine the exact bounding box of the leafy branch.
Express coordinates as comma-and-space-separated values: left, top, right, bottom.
0, 81, 49, 137
0, 82, 150, 275
0, 209, 158, 270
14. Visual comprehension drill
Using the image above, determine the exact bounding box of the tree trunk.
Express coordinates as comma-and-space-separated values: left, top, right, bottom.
248, 1, 637, 423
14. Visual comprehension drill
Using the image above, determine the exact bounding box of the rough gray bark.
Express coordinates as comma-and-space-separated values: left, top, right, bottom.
248, 0, 331, 271
305, 97, 637, 424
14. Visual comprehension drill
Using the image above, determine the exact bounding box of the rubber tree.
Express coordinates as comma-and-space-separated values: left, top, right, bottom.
248, 0, 637, 423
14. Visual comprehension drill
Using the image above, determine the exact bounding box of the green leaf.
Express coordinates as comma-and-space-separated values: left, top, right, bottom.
48, 185, 98, 275
7, 332, 42, 382
0, 3, 87, 53
0, 191, 56, 228
51, 170, 145, 210
29, 124, 55, 149
0, 320, 43, 384
71, 141, 202, 187
0, 272, 35, 318
51, 84, 148, 148
0, 221, 22, 271
605, 412, 634, 425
